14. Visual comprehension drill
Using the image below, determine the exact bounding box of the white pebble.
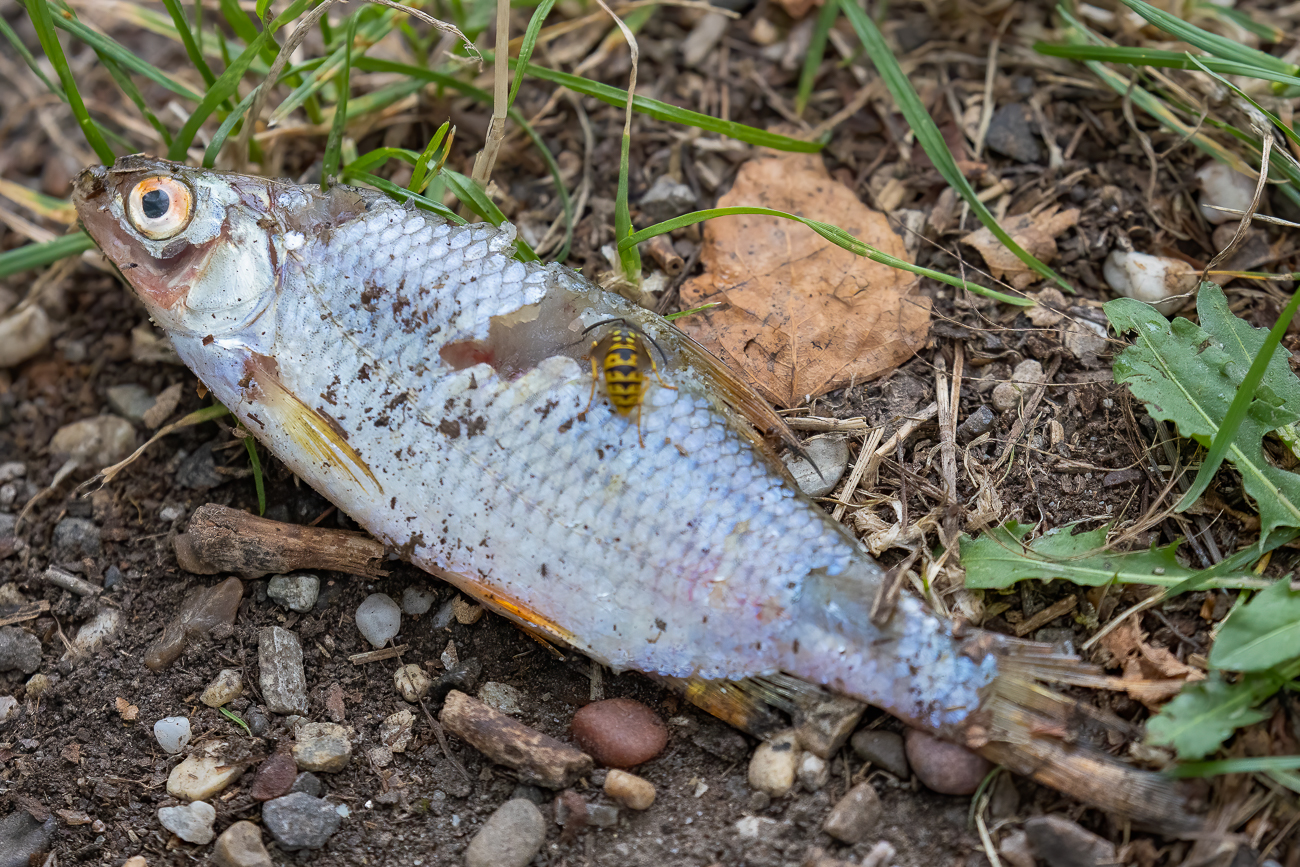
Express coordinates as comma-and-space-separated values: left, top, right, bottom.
1103, 249, 1198, 315
154, 716, 192, 755
748, 730, 800, 798
157, 800, 216, 844
1196, 162, 1256, 224
401, 585, 436, 615
797, 752, 830, 791
355, 593, 401, 648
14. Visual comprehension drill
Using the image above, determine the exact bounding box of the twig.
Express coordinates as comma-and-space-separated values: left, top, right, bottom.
1013, 594, 1077, 638
471, 0, 511, 187
0, 601, 50, 628
349, 645, 409, 664
832, 426, 885, 522
417, 696, 471, 782
1202, 128, 1274, 281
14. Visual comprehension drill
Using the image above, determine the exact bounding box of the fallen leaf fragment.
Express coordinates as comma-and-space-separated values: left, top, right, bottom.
962, 207, 1079, 291
1099, 619, 1204, 710
679, 151, 931, 408
116, 696, 139, 721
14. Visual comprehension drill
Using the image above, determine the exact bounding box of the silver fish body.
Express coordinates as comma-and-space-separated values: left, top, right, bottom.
74, 156, 1194, 829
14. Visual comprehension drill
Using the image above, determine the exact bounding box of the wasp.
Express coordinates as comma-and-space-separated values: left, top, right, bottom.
583, 319, 676, 447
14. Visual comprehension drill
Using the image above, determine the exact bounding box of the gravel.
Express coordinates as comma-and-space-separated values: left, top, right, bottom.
262, 792, 342, 851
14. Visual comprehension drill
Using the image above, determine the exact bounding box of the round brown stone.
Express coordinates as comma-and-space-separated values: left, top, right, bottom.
249, 751, 297, 801
904, 729, 992, 796
570, 698, 667, 768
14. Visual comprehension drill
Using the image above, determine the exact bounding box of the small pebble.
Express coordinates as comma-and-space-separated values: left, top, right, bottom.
904, 729, 991, 796
1024, 814, 1117, 867
250, 752, 297, 801
823, 781, 882, 844
292, 722, 352, 773
267, 574, 320, 613
52, 517, 101, 560
401, 585, 436, 615
367, 745, 393, 768
452, 595, 484, 624
0, 305, 51, 369
604, 769, 655, 810
379, 709, 415, 753
793, 693, 865, 758
985, 103, 1042, 163
246, 711, 269, 737
797, 752, 829, 792
291, 772, 323, 798
465, 799, 546, 867
146, 577, 243, 671
157, 800, 215, 845
212, 820, 273, 867
200, 669, 243, 707
159, 503, 186, 522
355, 593, 401, 648
50, 415, 136, 467
747, 730, 799, 798
0, 463, 23, 484
24, 673, 51, 699
258, 626, 308, 715
851, 729, 910, 779
783, 437, 849, 498
571, 698, 667, 768
992, 359, 1045, 413
0, 695, 17, 722
153, 716, 192, 754
1196, 161, 1256, 224
167, 752, 244, 801
956, 405, 996, 444
394, 663, 431, 703
638, 176, 698, 224
106, 383, 155, 423
999, 829, 1036, 867
262, 792, 342, 851
478, 681, 525, 715
69, 608, 122, 657
431, 598, 459, 629
587, 803, 619, 827
1103, 249, 1198, 316
0, 626, 41, 674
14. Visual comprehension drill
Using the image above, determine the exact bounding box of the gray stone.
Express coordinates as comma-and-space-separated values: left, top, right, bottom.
477, 681, 525, 715
465, 799, 546, 867
1024, 815, 1116, 867
0, 464, 23, 484
400, 585, 436, 615
291, 772, 323, 797
355, 593, 401, 648
851, 730, 909, 779
985, 103, 1042, 163
69, 607, 121, 656
267, 574, 319, 613
823, 781, 882, 844
957, 405, 996, 444
105, 384, 155, 423
638, 176, 698, 224
0, 627, 40, 674
784, 437, 850, 498
175, 441, 224, 490
0, 810, 54, 867
52, 517, 101, 560
258, 627, 308, 715
262, 792, 341, 851
157, 800, 215, 844
793, 692, 865, 758
50, 416, 136, 467
292, 722, 352, 772
431, 597, 458, 629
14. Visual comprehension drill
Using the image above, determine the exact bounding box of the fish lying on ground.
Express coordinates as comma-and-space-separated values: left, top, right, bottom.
73, 155, 1196, 831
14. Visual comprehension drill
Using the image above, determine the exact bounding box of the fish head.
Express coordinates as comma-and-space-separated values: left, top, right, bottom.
73, 155, 281, 338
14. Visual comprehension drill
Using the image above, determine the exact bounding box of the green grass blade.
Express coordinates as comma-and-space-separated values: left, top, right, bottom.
614, 130, 641, 281
161, 0, 219, 91
1116, 0, 1297, 77
505, 58, 823, 153
220, 0, 262, 45
1034, 43, 1300, 91
342, 167, 465, 225
242, 435, 266, 515
0, 233, 95, 279
24, 0, 115, 164
1186, 56, 1300, 152
796, 0, 841, 115
1179, 285, 1300, 511
96, 49, 173, 148
509, 0, 558, 110
0, 15, 63, 98
321, 13, 360, 189
838, 0, 1069, 293
621, 208, 1032, 306
409, 122, 452, 194
202, 89, 259, 168
440, 170, 540, 262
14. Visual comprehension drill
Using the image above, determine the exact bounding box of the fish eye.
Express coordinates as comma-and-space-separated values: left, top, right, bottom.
126, 176, 193, 240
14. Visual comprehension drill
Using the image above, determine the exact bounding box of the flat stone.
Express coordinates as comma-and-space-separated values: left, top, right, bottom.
68, 608, 121, 657
212, 820, 273, 867
1024, 815, 1117, 867
851, 730, 909, 779
106, 384, 155, 423
823, 782, 882, 844
985, 103, 1042, 163
292, 722, 352, 773
267, 574, 319, 613
0, 810, 54, 867
379, 709, 415, 753
291, 772, 323, 798
157, 800, 215, 844
52, 518, 101, 560
783, 437, 850, 498
145, 577, 243, 671
50, 416, 136, 467
258, 626, 308, 715
0, 696, 17, 722
401, 585, 436, 615
0, 628, 40, 674
367, 746, 392, 768
904, 729, 991, 796
748, 730, 799, 798
201, 669, 243, 707
250, 752, 297, 801
957, 405, 996, 444
478, 682, 525, 715
262, 792, 342, 852
465, 799, 546, 867
639, 176, 698, 224
167, 751, 243, 801
793, 693, 866, 759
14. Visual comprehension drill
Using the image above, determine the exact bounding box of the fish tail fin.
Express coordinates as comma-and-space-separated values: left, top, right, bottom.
969, 640, 1201, 833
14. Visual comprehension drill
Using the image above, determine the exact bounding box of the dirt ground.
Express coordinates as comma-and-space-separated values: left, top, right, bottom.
2, 0, 1299, 865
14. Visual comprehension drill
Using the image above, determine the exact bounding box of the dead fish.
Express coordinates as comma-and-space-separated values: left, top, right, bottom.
74, 156, 1195, 830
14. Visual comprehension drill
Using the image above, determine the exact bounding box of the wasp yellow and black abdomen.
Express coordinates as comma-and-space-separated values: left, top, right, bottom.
603, 341, 646, 415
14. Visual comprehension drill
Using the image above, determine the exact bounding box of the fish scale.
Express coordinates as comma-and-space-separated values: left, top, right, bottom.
73, 156, 1196, 829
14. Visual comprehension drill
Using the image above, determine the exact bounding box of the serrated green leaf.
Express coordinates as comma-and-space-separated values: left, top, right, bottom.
1106, 284, 1300, 537
960, 521, 1195, 589
1210, 579, 1300, 672
1145, 673, 1273, 759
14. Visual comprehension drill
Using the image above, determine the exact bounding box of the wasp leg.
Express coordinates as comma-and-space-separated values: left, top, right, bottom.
636, 401, 645, 448
583, 349, 600, 415
646, 352, 677, 391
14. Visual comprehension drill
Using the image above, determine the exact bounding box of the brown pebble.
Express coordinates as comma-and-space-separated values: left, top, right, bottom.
822, 781, 882, 843
604, 769, 656, 810
144, 577, 243, 671
441, 690, 592, 788
904, 729, 992, 795
249, 751, 297, 801
571, 698, 667, 768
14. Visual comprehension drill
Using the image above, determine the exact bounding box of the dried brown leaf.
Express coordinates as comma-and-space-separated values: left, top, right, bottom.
679, 152, 931, 408
1098, 619, 1204, 710
962, 207, 1079, 291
